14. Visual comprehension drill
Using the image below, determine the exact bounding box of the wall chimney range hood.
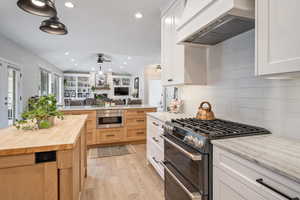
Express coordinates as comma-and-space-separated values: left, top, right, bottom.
177, 0, 255, 46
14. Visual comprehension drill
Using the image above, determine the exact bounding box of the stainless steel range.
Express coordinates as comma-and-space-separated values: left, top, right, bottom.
163, 118, 271, 200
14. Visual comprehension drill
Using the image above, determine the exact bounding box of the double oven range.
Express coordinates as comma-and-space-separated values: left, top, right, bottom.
163, 118, 271, 200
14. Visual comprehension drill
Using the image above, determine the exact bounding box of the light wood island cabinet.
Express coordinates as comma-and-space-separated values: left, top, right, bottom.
0, 115, 88, 200
62, 107, 156, 146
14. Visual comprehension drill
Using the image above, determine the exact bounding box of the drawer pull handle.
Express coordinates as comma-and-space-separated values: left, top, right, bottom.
152, 137, 159, 143
152, 122, 159, 126
136, 120, 145, 122
137, 132, 144, 135
106, 134, 115, 137
161, 161, 202, 200
152, 157, 160, 164
256, 179, 299, 200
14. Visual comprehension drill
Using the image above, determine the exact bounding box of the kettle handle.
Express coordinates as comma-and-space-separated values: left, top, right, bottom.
199, 101, 212, 111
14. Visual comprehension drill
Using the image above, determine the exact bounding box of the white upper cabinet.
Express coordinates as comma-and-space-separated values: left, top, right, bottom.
256, 0, 300, 76
161, 0, 207, 86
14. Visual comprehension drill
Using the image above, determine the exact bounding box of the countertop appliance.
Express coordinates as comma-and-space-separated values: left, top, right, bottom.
96, 110, 123, 129
162, 118, 271, 200
178, 0, 255, 45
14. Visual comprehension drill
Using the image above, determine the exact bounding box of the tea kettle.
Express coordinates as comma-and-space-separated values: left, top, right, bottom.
196, 101, 215, 120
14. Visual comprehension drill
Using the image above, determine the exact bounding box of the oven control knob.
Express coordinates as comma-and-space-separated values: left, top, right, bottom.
194, 140, 204, 148
183, 135, 193, 143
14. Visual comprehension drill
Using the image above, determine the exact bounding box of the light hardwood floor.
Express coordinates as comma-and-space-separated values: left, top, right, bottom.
81, 144, 164, 200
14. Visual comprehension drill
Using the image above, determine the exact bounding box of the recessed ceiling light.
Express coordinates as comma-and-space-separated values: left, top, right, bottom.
135, 12, 143, 19
71, 58, 75, 62
120, 66, 124, 69
65, 1, 74, 8
75, 63, 78, 66
123, 62, 128, 65
91, 67, 95, 71
108, 68, 112, 72
65, 52, 69, 55
127, 56, 132, 60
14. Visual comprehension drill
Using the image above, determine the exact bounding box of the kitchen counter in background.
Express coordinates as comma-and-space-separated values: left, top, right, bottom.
212, 135, 300, 184
60, 105, 157, 111
147, 112, 194, 122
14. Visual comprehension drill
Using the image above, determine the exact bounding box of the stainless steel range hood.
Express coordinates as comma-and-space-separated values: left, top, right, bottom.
178, 0, 255, 46
184, 14, 255, 45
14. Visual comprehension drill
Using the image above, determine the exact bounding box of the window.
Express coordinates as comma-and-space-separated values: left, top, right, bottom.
40, 69, 51, 96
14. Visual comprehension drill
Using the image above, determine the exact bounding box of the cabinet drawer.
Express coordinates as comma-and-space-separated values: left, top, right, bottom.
147, 116, 164, 139
96, 128, 125, 143
214, 147, 300, 200
126, 117, 146, 127
148, 139, 164, 179
126, 128, 146, 140
125, 109, 156, 117
63, 111, 96, 120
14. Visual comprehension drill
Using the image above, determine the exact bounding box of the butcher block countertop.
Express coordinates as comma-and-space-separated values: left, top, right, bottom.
0, 115, 87, 156
212, 135, 300, 184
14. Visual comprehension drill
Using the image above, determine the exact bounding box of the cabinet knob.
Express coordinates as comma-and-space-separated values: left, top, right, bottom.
167, 78, 173, 82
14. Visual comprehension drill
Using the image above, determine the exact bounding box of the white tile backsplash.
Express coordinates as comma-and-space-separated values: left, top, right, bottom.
182, 30, 300, 139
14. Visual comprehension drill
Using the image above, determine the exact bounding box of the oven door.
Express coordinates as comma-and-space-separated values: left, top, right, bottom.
97, 116, 123, 128
162, 161, 206, 200
163, 135, 209, 199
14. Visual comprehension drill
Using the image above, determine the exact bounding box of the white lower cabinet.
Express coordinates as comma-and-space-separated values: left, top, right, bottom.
213, 146, 300, 200
147, 116, 165, 179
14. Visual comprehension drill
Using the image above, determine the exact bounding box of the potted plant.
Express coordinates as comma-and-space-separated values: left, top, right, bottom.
15, 95, 64, 130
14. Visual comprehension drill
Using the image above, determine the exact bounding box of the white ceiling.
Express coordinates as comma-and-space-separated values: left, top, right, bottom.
0, 0, 170, 74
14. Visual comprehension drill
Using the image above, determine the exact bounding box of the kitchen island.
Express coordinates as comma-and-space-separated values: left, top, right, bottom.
61, 105, 157, 146
0, 115, 88, 200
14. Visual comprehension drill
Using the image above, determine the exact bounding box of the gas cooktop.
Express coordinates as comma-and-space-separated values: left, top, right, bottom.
170, 118, 271, 139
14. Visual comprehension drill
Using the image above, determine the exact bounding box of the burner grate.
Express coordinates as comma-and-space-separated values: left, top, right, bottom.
171, 118, 270, 139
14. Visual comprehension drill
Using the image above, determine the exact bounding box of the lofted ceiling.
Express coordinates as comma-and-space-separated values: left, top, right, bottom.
0, 0, 170, 74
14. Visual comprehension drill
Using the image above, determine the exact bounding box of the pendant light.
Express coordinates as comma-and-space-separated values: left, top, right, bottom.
40, 16, 68, 35
17, 0, 57, 17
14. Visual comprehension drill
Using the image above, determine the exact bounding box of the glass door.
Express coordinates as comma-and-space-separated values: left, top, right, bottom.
0, 61, 8, 128
7, 67, 21, 126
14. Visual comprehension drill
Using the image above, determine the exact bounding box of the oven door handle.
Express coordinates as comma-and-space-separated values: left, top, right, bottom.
161, 162, 202, 200
162, 136, 202, 161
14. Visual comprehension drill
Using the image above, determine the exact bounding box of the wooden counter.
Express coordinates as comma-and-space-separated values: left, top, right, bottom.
0, 115, 88, 200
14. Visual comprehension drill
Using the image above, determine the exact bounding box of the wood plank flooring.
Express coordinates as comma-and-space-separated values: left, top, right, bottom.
81, 144, 164, 200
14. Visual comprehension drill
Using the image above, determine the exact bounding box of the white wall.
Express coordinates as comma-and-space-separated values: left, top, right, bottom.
0, 33, 63, 109
143, 65, 162, 104
182, 30, 300, 139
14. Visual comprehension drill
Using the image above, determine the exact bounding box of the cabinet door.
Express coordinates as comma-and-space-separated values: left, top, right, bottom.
162, 11, 174, 86
0, 162, 58, 200
214, 166, 266, 200
172, 0, 185, 85
256, 0, 300, 76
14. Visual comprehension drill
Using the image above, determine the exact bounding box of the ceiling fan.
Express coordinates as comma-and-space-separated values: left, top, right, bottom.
97, 54, 112, 64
